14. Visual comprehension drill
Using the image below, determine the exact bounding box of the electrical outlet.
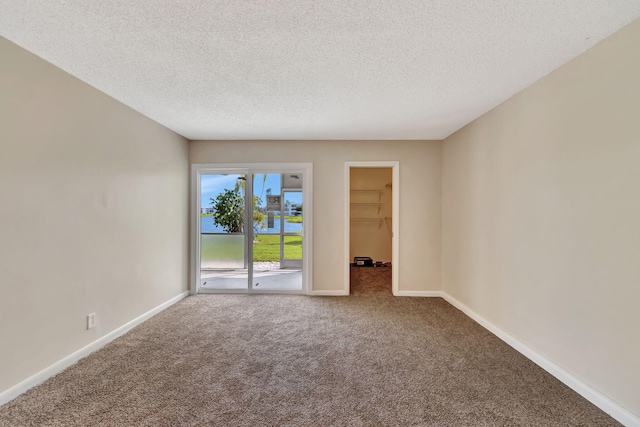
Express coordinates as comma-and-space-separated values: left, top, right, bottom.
87, 313, 96, 330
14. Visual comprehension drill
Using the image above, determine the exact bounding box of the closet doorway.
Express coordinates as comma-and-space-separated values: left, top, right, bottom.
344, 162, 399, 295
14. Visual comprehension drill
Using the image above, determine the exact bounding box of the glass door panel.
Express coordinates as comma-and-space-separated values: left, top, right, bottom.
199, 173, 247, 291
251, 173, 302, 291
251, 173, 282, 290
282, 190, 303, 271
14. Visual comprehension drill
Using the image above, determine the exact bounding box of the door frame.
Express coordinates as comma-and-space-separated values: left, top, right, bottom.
344, 161, 399, 295
191, 163, 313, 295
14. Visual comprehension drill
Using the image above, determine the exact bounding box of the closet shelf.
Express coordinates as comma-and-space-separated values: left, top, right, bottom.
350, 189, 382, 201
350, 190, 381, 194
350, 217, 392, 229
350, 202, 382, 214
351, 218, 383, 229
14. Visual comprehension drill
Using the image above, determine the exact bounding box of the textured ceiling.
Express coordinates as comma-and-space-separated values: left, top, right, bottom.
1, 1, 640, 140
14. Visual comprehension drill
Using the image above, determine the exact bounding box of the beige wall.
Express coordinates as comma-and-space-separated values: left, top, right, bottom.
190, 140, 442, 292
0, 37, 190, 394
442, 20, 640, 416
350, 168, 392, 263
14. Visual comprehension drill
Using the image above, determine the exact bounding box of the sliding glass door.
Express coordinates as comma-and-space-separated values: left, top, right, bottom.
195, 166, 309, 294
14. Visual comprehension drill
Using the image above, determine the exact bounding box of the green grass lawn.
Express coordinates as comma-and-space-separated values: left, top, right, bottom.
201, 234, 302, 263
253, 234, 302, 261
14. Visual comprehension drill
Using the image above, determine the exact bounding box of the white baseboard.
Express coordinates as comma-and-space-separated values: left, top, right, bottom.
0, 291, 190, 407
441, 292, 639, 427
309, 289, 349, 296
309, 289, 443, 297
394, 290, 444, 297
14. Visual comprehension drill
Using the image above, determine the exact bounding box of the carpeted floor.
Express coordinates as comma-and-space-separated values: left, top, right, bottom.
0, 268, 620, 426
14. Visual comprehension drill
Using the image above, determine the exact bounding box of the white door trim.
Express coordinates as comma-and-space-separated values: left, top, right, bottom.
344, 161, 399, 295
191, 163, 313, 295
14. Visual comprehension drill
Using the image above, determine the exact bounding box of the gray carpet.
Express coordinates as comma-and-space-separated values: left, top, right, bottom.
0, 268, 620, 426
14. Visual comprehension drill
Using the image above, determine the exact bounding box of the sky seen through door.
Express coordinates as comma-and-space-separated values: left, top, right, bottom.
201, 174, 301, 209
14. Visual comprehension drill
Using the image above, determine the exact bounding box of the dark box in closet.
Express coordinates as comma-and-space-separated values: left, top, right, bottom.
353, 256, 374, 267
